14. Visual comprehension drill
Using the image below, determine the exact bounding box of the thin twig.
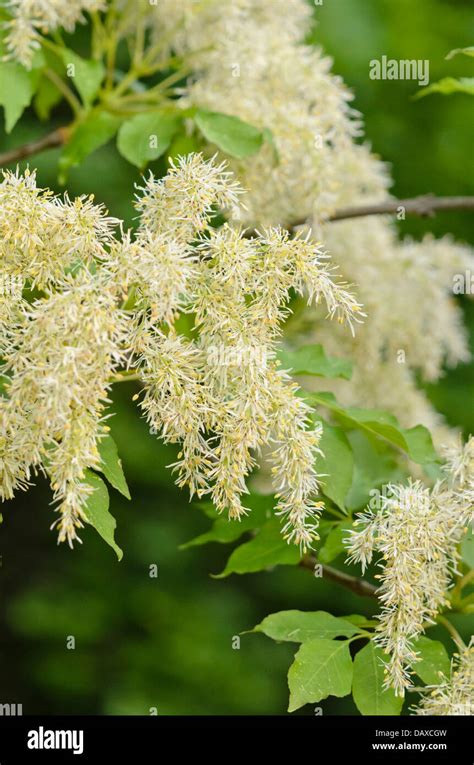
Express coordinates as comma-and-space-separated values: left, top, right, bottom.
1, 128, 473, 243
1, 125, 473, 235
300, 554, 379, 599
458, 568, 474, 591
327, 194, 474, 222
44, 68, 82, 114
0, 127, 69, 167
243, 194, 474, 237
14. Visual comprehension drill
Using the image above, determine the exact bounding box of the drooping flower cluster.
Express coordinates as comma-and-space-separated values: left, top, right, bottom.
0, 168, 119, 289
412, 640, 474, 716
310, 222, 474, 445
0, 155, 361, 548
3, 0, 105, 67
444, 434, 474, 494
1, 279, 130, 543
0, 167, 128, 543
3, 0, 473, 446
127, 157, 362, 549
346, 439, 474, 696
148, 0, 474, 446
150, 0, 362, 227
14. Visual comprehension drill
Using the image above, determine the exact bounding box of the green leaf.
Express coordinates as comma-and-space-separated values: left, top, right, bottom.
403, 425, 439, 464
318, 523, 351, 564
0, 61, 40, 132
34, 75, 63, 121
278, 344, 352, 380
307, 392, 438, 465
352, 642, 403, 715
288, 638, 353, 711
252, 610, 363, 642
345, 431, 405, 511
342, 614, 379, 629
97, 435, 131, 500
412, 636, 451, 685
59, 50, 105, 105
461, 527, 474, 568
117, 111, 180, 168
416, 77, 474, 99
194, 109, 264, 158
214, 519, 300, 577
83, 470, 123, 560
181, 493, 274, 549
167, 132, 201, 162
59, 111, 122, 178
316, 419, 353, 511
446, 46, 474, 60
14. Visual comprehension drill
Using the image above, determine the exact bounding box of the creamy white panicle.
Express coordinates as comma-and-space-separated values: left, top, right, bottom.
130, 157, 362, 549
412, 640, 474, 716
4, 0, 105, 67
346, 440, 474, 696
148, 0, 474, 447
4, 0, 473, 446
150, 0, 361, 227
0, 156, 360, 548
310, 221, 474, 446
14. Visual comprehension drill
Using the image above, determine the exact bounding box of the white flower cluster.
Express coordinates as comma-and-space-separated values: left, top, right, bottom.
0, 168, 128, 543
412, 640, 474, 716
346, 439, 474, 696
311, 222, 473, 445
149, 0, 474, 445
4, 1, 472, 445
0, 156, 361, 548
151, 0, 362, 226
128, 156, 362, 549
3, 0, 105, 67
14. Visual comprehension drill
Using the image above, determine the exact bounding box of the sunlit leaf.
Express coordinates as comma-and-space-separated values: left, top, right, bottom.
278, 343, 352, 379
59, 49, 105, 106
117, 111, 180, 167
194, 109, 264, 158
252, 610, 363, 642
416, 77, 474, 99
352, 642, 403, 715
412, 636, 451, 685
83, 470, 123, 560
288, 638, 353, 711
214, 519, 300, 577
97, 435, 131, 500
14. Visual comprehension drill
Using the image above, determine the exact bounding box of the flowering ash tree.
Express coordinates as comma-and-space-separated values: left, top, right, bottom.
0, 0, 473, 715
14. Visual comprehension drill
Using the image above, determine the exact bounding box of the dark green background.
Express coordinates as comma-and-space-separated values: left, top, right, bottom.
0, 0, 472, 715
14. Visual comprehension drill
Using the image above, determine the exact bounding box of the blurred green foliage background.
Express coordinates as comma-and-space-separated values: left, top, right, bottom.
0, 0, 473, 715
